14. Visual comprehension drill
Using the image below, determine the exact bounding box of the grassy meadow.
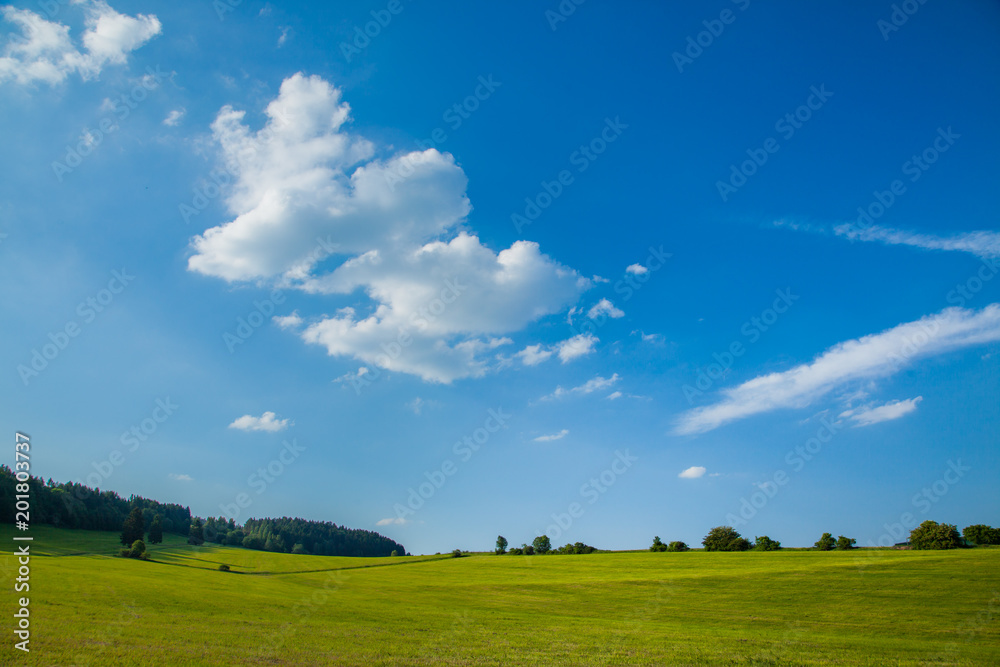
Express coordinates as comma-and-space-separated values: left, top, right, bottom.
2, 525, 998, 665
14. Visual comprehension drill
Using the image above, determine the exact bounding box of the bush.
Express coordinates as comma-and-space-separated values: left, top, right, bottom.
556, 542, 596, 555
509, 547, 524, 555
963, 524, 1000, 546
218, 564, 231, 572
451, 549, 464, 558
119, 539, 147, 559
666, 541, 690, 552
814, 533, 836, 551
523, 544, 535, 555
910, 520, 962, 550
702, 526, 750, 552
390, 550, 399, 557
836, 536, 856, 550
291, 543, 308, 555
650, 536, 668, 552
753, 536, 781, 551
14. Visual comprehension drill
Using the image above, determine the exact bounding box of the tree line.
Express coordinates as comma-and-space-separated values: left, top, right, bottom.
0, 465, 191, 536
493, 535, 597, 555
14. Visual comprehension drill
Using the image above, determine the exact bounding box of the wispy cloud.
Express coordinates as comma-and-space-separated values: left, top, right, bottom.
228, 411, 292, 432
542, 373, 620, 401
169, 473, 193, 482
839, 396, 922, 427
516, 343, 553, 366
163, 108, 185, 126
834, 224, 1000, 260
376, 517, 409, 526
533, 429, 569, 442
678, 466, 706, 479
674, 304, 1000, 435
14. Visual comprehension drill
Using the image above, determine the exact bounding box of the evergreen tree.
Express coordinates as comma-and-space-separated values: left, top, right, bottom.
120, 506, 145, 546
148, 514, 163, 544
188, 517, 205, 545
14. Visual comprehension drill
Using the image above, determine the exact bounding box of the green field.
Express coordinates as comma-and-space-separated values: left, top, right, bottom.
2, 526, 998, 665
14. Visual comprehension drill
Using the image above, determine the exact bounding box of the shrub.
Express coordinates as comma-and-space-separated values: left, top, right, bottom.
120, 539, 147, 559
523, 544, 535, 555
666, 541, 690, 552
753, 536, 781, 551
910, 521, 962, 550
836, 536, 856, 550
702, 526, 751, 552
218, 564, 231, 572
509, 547, 524, 555
963, 524, 1000, 546
650, 536, 668, 552
390, 550, 399, 557
451, 549, 464, 558
556, 542, 597, 554
814, 533, 836, 551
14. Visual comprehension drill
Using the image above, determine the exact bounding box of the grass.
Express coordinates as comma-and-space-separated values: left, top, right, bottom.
2, 525, 998, 665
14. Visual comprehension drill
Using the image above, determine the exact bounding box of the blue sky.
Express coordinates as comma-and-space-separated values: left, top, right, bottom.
1, 0, 998, 554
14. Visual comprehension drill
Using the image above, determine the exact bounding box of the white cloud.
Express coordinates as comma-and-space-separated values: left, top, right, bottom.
517, 343, 553, 366
228, 411, 292, 432
606, 391, 623, 400
163, 108, 185, 126
835, 224, 1000, 260
376, 517, 409, 526
169, 473, 193, 482
543, 373, 620, 401
273, 311, 303, 330
557, 333, 598, 363
277, 26, 291, 46
189, 74, 587, 383
839, 396, 923, 427
406, 397, 429, 415
626, 264, 648, 275
674, 304, 1000, 435
678, 466, 706, 479
587, 298, 624, 320
534, 429, 569, 442
0, 1, 160, 86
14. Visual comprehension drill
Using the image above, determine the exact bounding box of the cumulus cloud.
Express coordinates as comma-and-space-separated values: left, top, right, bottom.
228, 411, 292, 432
534, 429, 569, 442
834, 224, 1000, 260
163, 108, 185, 126
517, 343, 553, 366
839, 396, 923, 427
557, 333, 598, 363
543, 373, 620, 401
626, 264, 648, 275
188, 74, 586, 383
678, 466, 706, 479
587, 298, 624, 320
675, 304, 1000, 435
0, 1, 160, 86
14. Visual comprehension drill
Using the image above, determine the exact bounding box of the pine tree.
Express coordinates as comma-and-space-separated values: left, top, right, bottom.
188, 517, 205, 545
120, 506, 145, 546
148, 514, 163, 544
